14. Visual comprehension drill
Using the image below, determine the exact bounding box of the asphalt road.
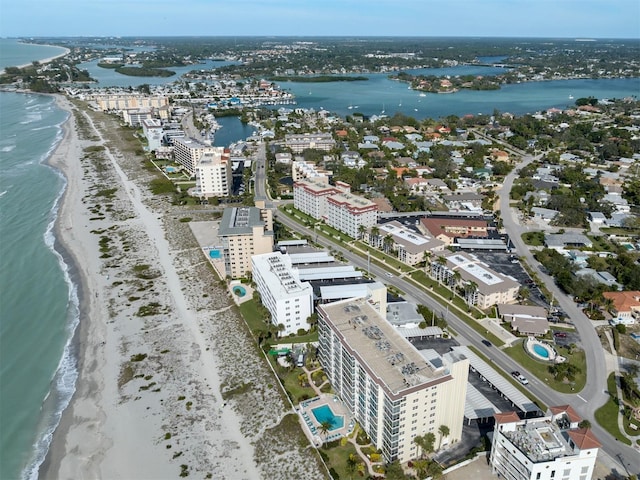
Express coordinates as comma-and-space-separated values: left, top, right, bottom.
490, 137, 640, 474
261, 132, 639, 474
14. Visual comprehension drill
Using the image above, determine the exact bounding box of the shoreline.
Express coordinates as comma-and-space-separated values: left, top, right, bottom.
34, 93, 315, 479
0, 42, 71, 74
38, 94, 98, 479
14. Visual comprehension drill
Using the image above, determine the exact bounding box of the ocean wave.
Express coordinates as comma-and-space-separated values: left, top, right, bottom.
30, 125, 55, 132
21, 119, 79, 480
1, 144, 16, 152
0, 190, 7, 198
19, 113, 43, 125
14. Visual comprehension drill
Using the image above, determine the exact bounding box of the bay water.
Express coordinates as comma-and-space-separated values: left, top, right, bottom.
0, 37, 638, 480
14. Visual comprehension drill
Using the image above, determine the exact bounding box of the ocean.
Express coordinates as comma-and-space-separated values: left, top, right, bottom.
0, 37, 638, 480
0, 40, 77, 480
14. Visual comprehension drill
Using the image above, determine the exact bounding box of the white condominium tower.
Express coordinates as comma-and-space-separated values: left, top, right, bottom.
317, 298, 468, 463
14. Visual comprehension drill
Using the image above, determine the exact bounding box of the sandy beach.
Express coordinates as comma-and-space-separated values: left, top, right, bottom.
1, 43, 71, 73
40, 95, 325, 479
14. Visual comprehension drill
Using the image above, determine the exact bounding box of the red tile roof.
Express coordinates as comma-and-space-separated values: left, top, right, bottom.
603, 291, 640, 313
550, 405, 582, 423
568, 428, 601, 450
494, 412, 520, 424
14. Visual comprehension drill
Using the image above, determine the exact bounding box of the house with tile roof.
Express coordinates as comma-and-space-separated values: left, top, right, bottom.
603, 290, 640, 325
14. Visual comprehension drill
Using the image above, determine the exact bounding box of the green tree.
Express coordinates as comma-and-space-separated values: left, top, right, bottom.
437, 425, 450, 450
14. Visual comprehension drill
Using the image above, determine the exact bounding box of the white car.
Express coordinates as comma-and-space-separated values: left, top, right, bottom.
385, 272, 393, 278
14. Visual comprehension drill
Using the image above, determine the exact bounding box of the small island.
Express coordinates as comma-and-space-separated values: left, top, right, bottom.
268, 75, 368, 83
114, 66, 176, 77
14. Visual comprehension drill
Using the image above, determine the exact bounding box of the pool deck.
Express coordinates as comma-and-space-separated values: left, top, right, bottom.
229, 280, 254, 305
297, 394, 354, 446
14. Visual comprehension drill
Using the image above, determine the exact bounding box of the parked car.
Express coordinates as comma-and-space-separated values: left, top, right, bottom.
512, 371, 529, 385
554, 332, 567, 338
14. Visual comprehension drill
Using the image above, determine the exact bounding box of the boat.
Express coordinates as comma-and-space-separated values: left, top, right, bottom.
568, 94, 574, 100
419, 93, 427, 97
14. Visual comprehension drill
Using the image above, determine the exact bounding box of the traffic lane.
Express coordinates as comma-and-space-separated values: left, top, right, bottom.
275, 212, 638, 473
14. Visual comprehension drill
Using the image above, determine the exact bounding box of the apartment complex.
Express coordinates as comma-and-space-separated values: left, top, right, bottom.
285, 132, 336, 153
419, 217, 489, 246
293, 179, 378, 239
491, 406, 600, 480
370, 221, 445, 266
429, 251, 519, 309
317, 298, 468, 463
217, 207, 274, 279
173, 137, 228, 177
141, 119, 164, 151
90, 94, 170, 112
251, 252, 314, 336
193, 150, 232, 198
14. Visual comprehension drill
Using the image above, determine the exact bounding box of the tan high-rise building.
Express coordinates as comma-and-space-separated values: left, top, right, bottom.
317, 298, 468, 463
217, 207, 274, 279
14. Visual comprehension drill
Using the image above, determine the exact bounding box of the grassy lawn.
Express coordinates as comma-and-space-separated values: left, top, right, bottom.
595, 373, 632, 445
277, 364, 318, 404
521, 231, 545, 246
320, 441, 360, 480
354, 241, 412, 272
408, 271, 504, 347
238, 300, 269, 332
283, 331, 319, 344
503, 342, 586, 393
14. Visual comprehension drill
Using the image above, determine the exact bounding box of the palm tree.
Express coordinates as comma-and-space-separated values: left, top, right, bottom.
346, 454, 358, 480
437, 425, 450, 450
414, 432, 435, 458
358, 224, 367, 241
370, 225, 380, 247
422, 250, 432, 269
464, 281, 478, 307
451, 270, 462, 289
413, 458, 429, 478
383, 234, 394, 255
319, 420, 332, 439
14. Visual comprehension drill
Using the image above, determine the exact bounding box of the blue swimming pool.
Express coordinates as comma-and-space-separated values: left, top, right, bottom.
312, 404, 344, 431
233, 286, 247, 297
166, 166, 177, 173
533, 344, 550, 358
209, 249, 222, 259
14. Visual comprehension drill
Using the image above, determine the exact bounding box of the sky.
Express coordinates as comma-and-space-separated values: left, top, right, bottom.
0, 0, 639, 39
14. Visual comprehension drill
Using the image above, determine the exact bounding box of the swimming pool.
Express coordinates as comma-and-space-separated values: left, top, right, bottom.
166, 166, 177, 173
233, 286, 247, 297
209, 249, 222, 259
533, 344, 550, 359
312, 405, 344, 431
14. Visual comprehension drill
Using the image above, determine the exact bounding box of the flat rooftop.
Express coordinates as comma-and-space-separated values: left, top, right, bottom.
505, 417, 575, 463
320, 298, 452, 395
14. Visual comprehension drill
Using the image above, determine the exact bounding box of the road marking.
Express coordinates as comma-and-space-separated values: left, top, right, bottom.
577, 395, 587, 403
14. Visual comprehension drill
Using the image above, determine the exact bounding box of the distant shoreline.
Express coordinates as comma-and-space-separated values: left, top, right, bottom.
0, 42, 70, 74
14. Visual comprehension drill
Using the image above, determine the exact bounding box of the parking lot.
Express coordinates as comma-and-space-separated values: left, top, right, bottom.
470, 250, 548, 308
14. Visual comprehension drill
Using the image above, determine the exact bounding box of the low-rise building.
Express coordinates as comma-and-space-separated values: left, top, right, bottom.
217, 207, 274, 279
420, 217, 489, 246
368, 221, 445, 266
318, 298, 469, 463
603, 290, 640, 325
285, 132, 336, 153
490, 406, 600, 480
544, 234, 593, 251
498, 304, 549, 336
429, 251, 519, 309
